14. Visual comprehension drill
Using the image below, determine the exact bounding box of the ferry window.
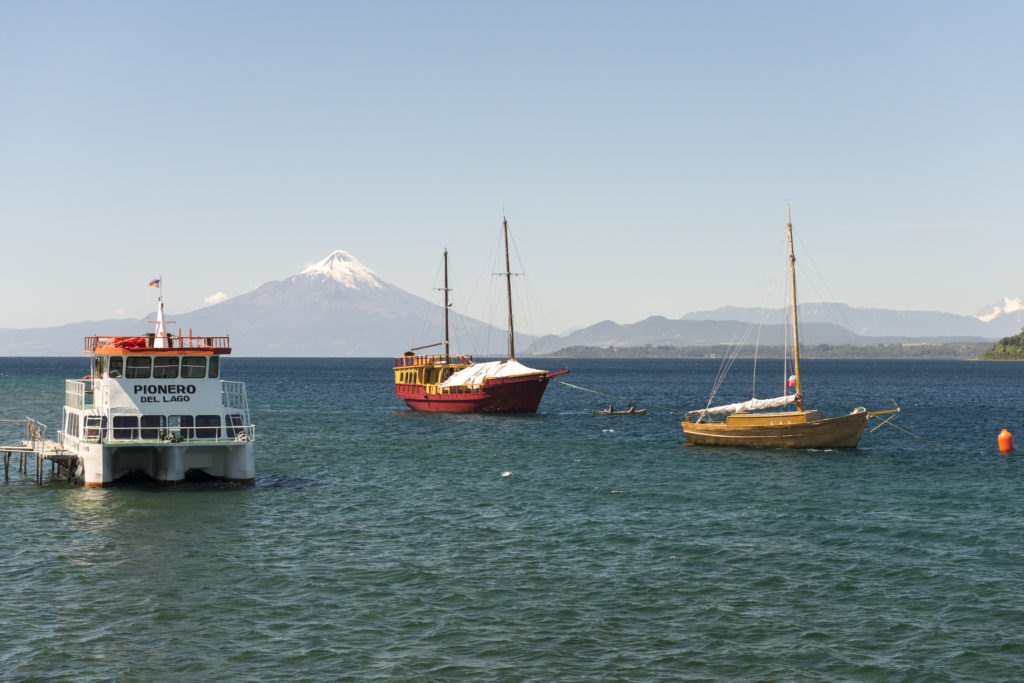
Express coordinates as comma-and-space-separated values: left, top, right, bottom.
93, 356, 105, 377
195, 415, 221, 439
126, 356, 152, 379
84, 416, 103, 441
112, 416, 139, 440
168, 415, 193, 441
226, 414, 244, 438
109, 357, 123, 379
140, 415, 166, 440
181, 356, 206, 378
153, 357, 179, 379
208, 357, 219, 378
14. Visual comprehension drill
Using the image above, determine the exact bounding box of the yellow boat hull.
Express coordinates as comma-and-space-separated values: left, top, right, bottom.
682, 410, 870, 449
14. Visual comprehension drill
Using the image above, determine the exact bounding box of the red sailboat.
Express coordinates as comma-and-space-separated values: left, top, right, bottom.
393, 218, 567, 413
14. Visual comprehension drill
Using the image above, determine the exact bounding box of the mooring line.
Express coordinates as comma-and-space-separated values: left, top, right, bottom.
870, 416, 945, 451
554, 379, 684, 413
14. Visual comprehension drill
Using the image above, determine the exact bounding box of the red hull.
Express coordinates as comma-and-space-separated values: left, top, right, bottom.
398, 373, 555, 413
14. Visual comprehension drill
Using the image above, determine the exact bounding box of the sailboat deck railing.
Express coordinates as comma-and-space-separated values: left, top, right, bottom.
394, 354, 473, 368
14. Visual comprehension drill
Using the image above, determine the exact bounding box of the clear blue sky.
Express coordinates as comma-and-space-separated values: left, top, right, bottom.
2, 1, 1021, 333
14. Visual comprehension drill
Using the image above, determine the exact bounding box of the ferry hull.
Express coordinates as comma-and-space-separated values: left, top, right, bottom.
71, 441, 255, 487
682, 412, 870, 449
400, 374, 553, 414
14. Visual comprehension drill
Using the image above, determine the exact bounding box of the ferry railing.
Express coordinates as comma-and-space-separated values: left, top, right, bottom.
79, 424, 256, 446
65, 379, 95, 410
220, 381, 248, 410
85, 334, 231, 352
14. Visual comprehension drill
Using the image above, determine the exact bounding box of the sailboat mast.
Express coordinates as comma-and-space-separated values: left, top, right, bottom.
503, 217, 515, 359
443, 249, 451, 363
786, 205, 803, 410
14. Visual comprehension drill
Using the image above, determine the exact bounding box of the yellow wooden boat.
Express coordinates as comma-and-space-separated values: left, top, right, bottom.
682, 206, 897, 448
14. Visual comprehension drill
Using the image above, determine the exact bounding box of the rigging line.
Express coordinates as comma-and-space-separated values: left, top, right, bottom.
408, 254, 446, 349
791, 227, 893, 404
705, 320, 757, 411
707, 307, 761, 400
446, 255, 476, 354
709, 314, 761, 398
752, 304, 763, 399
503, 221, 556, 358
462, 222, 505, 357
869, 416, 945, 451
793, 230, 861, 346
708, 312, 752, 398
554, 379, 685, 413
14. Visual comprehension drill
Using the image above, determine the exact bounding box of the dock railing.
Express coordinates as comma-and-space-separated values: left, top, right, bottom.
1, 417, 46, 446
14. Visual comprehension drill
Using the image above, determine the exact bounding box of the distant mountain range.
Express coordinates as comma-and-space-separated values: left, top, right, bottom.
1, 251, 1021, 357
523, 316, 996, 356
682, 301, 1024, 338
524, 299, 1024, 355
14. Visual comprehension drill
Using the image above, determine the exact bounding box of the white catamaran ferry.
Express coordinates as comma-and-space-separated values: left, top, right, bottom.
59, 284, 255, 486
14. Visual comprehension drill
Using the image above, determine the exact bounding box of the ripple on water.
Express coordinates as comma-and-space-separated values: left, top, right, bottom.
3, 358, 1024, 679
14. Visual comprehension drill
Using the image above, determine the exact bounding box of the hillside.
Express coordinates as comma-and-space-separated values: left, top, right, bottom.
977, 328, 1024, 360
525, 314, 992, 356
544, 342, 991, 360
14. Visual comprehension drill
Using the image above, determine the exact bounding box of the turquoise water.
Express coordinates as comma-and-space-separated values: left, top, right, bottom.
2, 357, 1023, 680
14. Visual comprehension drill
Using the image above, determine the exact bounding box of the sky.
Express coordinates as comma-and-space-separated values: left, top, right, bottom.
2, 1, 1021, 334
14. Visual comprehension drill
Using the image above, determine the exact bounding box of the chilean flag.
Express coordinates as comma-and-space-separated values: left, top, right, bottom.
148, 278, 161, 288
786, 374, 797, 388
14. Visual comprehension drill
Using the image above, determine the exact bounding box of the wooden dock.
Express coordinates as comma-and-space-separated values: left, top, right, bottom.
1, 418, 79, 485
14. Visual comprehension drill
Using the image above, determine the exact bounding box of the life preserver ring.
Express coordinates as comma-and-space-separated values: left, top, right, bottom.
82, 376, 92, 381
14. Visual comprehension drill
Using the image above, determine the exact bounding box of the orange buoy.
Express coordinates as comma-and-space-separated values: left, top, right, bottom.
998, 429, 1014, 453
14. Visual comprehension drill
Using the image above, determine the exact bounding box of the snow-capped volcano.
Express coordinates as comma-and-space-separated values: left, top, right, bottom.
975, 297, 1024, 323
299, 250, 384, 290
137, 249, 521, 356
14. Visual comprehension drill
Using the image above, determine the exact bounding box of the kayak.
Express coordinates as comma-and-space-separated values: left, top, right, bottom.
591, 409, 646, 415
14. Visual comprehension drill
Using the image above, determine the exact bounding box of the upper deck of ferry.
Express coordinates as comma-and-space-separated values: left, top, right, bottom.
86, 333, 231, 355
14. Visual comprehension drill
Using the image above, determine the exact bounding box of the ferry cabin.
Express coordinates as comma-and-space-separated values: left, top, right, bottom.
60, 334, 255, 486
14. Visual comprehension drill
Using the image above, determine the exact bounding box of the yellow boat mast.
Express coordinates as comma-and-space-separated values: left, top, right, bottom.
786, 204, 803, 411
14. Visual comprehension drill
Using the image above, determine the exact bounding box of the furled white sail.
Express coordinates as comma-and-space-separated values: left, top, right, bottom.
691, 394, 798, 415
440, 359, 545, 388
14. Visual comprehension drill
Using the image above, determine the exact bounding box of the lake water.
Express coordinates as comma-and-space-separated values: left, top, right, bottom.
2, 357, 1023, 680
